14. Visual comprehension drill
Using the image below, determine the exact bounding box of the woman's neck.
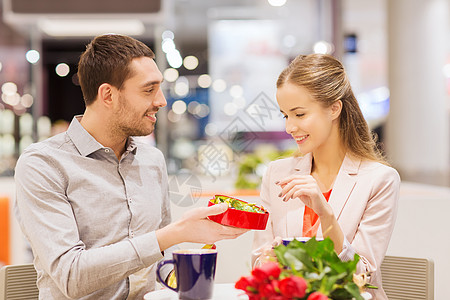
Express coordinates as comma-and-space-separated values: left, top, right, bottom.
311, 128, 346, 190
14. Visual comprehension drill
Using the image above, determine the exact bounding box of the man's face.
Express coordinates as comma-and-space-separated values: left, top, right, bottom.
112, 57, 166, 138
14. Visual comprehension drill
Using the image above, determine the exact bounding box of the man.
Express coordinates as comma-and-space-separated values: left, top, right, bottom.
14, 34, 247, 299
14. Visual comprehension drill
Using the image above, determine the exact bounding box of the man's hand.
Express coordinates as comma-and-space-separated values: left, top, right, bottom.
156, 204, 249, 251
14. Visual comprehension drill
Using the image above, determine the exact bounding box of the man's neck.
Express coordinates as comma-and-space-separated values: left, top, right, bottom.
79, 109, 127, 160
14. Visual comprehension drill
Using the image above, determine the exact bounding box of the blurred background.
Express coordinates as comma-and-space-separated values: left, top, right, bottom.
0, 0, 450, 297
0, 0, 449, 186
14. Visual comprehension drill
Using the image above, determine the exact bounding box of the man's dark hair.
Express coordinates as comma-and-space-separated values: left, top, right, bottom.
77, 34, 155, 106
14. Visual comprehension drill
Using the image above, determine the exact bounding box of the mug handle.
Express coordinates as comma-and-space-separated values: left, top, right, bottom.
156, 259, 177, 292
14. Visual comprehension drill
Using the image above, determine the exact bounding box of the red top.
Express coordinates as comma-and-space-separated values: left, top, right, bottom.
302, 189, 332, 237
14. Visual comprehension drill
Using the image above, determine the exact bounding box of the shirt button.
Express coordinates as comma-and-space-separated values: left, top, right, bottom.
128, 198, 132, 203
130, 231, 134, 238
105, 149, 110, 153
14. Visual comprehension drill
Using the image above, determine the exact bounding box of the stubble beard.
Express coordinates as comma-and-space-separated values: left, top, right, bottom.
112, 95, 155, 138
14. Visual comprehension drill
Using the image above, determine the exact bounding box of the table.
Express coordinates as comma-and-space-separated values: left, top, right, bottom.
143, 283, 248, 300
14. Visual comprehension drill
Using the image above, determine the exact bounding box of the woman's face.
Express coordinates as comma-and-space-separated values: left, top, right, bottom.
276, 82, 340, 155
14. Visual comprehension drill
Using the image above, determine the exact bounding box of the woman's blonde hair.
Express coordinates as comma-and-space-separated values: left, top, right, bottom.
277, 54, 386, 163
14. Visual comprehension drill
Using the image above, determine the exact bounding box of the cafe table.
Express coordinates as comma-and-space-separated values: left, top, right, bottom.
143, 283, 248, 300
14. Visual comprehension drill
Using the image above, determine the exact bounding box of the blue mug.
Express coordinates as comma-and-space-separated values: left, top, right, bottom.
282, 237, 324, 246
156, 249, 217, 300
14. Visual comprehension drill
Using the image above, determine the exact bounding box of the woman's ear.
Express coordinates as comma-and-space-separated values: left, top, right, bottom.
330, 100, 342, 120
97, 83, 115, 107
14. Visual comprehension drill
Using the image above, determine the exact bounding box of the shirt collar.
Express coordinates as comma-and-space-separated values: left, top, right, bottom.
67, 115, 104, 157
67, 115, 139, 157
126, 137, 138, 154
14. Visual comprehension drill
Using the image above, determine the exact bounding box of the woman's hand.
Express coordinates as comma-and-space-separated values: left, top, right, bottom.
277, 175, 331, 217
277, 175, 344, 253
254, 237, 282, 268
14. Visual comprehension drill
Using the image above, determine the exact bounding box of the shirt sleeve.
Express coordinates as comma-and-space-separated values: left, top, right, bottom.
155, 158, 177, 282
14, 148, 164, 299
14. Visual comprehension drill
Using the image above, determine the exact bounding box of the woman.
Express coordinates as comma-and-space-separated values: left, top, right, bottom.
252, 54, 400, 299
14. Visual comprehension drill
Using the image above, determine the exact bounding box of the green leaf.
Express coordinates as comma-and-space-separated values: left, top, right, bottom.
274, 245, 288, 266
284, 252, 304, 271
365, 284, 378, 289
284, 248, 315, 271
273, 237, 364, 299
329, 287, 353, 300
344, 283, 364, 300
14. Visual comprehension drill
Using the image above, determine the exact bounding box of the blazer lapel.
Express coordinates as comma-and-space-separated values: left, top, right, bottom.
286, 153, 313, 237
328, 155, 360, 220
317, 155, 360, 237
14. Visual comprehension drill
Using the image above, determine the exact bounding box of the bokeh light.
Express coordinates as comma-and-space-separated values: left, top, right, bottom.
2, 82, 18, 96
224, 102, 238, 116
26, 50, 40, 64
162, 30, 174, 40
174, 77, 189, 97
172, 100, 187, 115
21, 94, 34, 108
183, 56, 199, 70
166, 49, 183, 68
55, 63, 70, 77
205, 123, 218, 136
198, 74, 212, 88
212, 79, 227, 93
164, 68, 179, 82
313, 41, 334, 54
229, 85, 244, 98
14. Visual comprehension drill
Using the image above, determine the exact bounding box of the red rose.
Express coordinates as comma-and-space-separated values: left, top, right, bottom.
271, 279, 280, 293
251, 262, 281, 282
259, 280, 279, 298
235, 276, 259, 293
279, 276, 307, 298
307, 291, 329, 300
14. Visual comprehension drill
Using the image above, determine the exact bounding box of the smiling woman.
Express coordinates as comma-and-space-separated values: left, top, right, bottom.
252, 54, 400, 300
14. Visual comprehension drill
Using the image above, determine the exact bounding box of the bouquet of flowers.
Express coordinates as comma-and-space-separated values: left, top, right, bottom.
235, 237, 375, 300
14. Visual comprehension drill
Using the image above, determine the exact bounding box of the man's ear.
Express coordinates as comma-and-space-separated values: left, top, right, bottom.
97, 83, 115, 107
330, 100, 342, 120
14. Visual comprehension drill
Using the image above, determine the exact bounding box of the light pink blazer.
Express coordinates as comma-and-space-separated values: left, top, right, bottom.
252, 153, 400, 300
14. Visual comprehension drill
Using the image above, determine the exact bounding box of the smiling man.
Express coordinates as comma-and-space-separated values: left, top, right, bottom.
14, 34, 247, 300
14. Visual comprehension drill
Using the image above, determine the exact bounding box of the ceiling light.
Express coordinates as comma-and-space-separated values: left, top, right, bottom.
268, 0, 287, 7
39, 19, 145, 37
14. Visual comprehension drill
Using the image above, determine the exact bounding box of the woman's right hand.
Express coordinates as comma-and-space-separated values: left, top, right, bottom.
254, 236, 283, 268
